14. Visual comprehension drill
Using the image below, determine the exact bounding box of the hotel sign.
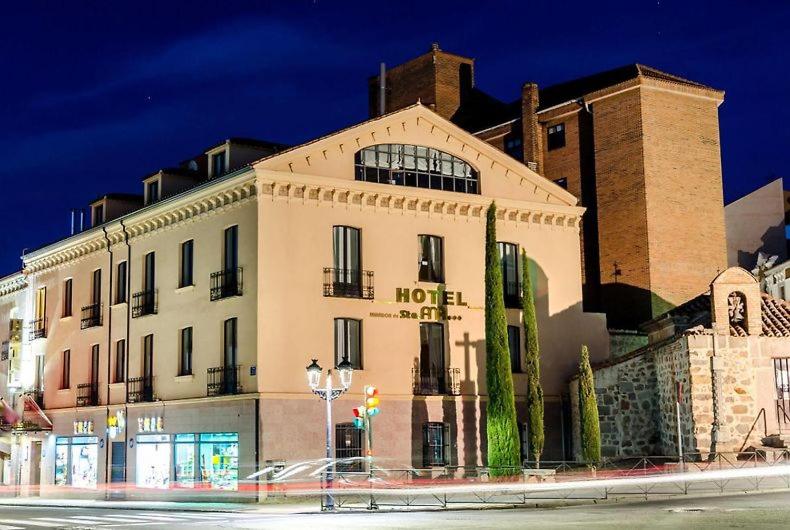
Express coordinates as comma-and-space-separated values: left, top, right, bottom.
371, 287, 468, 321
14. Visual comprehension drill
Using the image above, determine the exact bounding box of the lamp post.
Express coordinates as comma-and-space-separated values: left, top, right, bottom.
306, 357, 353, 511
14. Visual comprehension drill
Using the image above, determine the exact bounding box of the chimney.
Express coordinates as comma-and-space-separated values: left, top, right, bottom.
521, 83, 544, 175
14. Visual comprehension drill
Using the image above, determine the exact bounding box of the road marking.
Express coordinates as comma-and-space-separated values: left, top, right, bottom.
0, 520, 53, 528
34, 517, 111, 526
100, 514, 183, 522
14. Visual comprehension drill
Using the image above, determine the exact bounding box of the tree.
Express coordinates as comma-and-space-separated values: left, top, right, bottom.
484, 202, 521, 477
578, 344, 601, 465
521, 250, 544, 465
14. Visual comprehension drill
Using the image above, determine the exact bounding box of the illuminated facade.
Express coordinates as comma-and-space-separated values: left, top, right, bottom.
0, 104, 608, 498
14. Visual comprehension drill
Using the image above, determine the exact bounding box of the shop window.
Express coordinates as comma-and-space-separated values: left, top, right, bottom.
136, 434, 171, 489
418, 235, 444, 283
508, 325, 522, 373
423, 422, 450, 466
198, 432, 239, 490
334, 318, 361, 369
174, 433, 196, 488
547, 123, 565, 150
55, 436, 98, 488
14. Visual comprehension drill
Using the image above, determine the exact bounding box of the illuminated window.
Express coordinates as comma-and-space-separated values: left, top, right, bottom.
354, 144, 479, 194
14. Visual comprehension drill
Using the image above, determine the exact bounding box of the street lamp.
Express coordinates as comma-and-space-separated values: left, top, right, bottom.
305, 357, 353, 511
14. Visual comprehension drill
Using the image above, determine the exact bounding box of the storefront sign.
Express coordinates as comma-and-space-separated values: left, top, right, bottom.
138, 415, 164, 433
371, 287, 467, 321
107, 410, 126, 439
73, 420, 93, 435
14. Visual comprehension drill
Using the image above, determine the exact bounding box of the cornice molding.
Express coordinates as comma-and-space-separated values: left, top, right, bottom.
0, 275, 27, 298
24, 177, 257, 275
256, 170, 583, 230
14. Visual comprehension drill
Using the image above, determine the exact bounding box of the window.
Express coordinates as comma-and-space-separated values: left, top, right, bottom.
554, 177, 568, 190
91, 344, 100, 386
211, 151, 227, 177
334, 318, 361, 369
180, 327, 193, 376
144, 252, 155, 292
423, 422, 450, 466
547, 123, 565, 150
505, 136, 523, 161
33, 287, 46, 338
114, 340, 125, 383
115, 262, 127, 304
91, 269, 101, 305
224, 318, 237, 367
335, 423, 364, 472
418, 235, 444, 283
354, 144, 479, 194
63, 279, 73, 317
92, 204, 104, 226
508, 325, 522, 373
498, 242, 520, 308
146, 180, 160, 205
330, 226, 363, 297
417, 322, 448, 394
61, 350, 71, 389
180, 240, 194, 288
143, 334, 154, 380
224, 226, 238, 271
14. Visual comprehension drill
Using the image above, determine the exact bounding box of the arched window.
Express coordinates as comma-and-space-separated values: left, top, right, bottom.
354, 144, 479, 194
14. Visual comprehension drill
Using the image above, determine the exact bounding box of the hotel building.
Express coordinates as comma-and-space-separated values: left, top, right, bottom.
0, 104, 608, 497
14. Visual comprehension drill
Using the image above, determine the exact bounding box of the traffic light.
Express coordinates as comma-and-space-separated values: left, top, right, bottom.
365, 386, 380, 416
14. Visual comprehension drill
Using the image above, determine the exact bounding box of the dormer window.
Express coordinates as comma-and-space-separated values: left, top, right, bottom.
146, 180, 160, 205
92, 204, 105, 226
211, 151, 227, 177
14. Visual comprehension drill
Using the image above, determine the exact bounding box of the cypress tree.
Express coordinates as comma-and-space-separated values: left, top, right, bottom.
578, 344, 601, 465
521, 250, 544, 465
484, 202, 521, 477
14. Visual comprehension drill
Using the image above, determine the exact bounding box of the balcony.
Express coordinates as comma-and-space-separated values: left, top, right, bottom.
76, 382, 99, 407
323, 268, 374, 299
29, 318, 47, 340
132, 289, 157, 318
412, 367, 461, 396
128, 375, 154, 403
80, 303, 103, 329
207, 365, 242, 397
210, 268, 243, 301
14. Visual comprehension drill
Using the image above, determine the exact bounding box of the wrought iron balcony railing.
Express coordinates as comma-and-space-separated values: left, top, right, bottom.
207, 365, 242, 397
210, 268, 243, 301
131, 289, 157, 318
29, 318, 47, 340
80, 303, 103, 329
323, 268, 374, 299
76, 382, 99, 407
412, 367, 461, 396
127, 375, 154, 403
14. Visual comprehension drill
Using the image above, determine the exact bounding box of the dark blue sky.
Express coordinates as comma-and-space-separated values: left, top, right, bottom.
0, 1, 786, 275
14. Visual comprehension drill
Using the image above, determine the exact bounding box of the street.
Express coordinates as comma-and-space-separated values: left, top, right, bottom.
1, 490, 790, 529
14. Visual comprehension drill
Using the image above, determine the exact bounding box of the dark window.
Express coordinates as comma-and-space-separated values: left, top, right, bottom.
114, 340, 125, 383
146, 180, 160, 204
418, 235, 444, 283
143, 334, 154, 379
224, 226, 239, 271
93, 204, 104, 226
91, 344, 100, 386
224, 318, 237, 367
180, 327, 193, 376
334, 318, 361, 369
115, 262, 127, 304
555, 177, 568, 189
335, 422, 364, 472
63, 279, 72, 317
498, 242, 520, 308
144, 252, 155, 292
61, 350, 70, 389
508, 325, 522, 373
212, 151, 227, 177
110, 441, 126, 482
354, 144, 479, 194
423, 422, 450, 466
331, 226, 362, 295
180, 240, 194, 288
547, 123, 566, 151
419, 322, 445, 379
505, 136, 523, 160
91, 269, 101, 305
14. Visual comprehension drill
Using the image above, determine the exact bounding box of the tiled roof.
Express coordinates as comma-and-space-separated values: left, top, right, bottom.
652, 291, 790, 337
537, 63, 721, 111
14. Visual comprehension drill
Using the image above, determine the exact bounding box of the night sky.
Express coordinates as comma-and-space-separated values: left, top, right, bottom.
0, 1, 786, 275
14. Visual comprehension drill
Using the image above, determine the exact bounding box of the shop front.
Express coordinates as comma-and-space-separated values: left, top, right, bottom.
55, 435, 99, 488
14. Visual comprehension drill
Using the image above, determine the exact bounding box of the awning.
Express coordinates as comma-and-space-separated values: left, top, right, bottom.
0, 394, 52, 432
